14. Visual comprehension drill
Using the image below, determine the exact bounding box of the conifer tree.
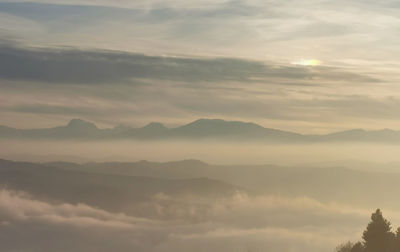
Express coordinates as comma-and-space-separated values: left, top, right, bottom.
362, 209, 394, 252
393, 227, 400, 252
336, 241, 353, 252
351, 242, 364, 252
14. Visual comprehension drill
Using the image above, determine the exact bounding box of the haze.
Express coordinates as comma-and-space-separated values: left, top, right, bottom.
1, 1, 400, 252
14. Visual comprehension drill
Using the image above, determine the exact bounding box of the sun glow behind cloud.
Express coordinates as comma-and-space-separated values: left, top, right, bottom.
291, 59, 321, 66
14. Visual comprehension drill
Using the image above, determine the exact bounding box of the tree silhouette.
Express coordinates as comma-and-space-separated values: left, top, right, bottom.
351, 242, 364, 252
337, 209, 399, 252
394, 227, 400, 252
336, 241, 353, 252
362, 209, 394, 252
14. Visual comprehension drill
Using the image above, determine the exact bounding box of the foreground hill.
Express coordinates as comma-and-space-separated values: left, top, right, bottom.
0, 159, 240, 216
48, 159, 400, 210
3, 118, 400, 143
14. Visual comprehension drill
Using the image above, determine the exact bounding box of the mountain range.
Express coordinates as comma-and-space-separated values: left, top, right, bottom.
3, 158, 400, 210
1, 118, 400, 143
44, 158, 400, 209
0, 158, 239, 217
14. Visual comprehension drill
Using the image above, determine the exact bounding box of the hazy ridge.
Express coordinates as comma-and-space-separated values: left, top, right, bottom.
2, 158, 400, 210
0, 158, 240, 216
2, 118, 400, 143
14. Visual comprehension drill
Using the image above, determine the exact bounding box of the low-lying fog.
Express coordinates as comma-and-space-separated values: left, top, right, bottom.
2, 139, 400, 169
0, 189, 381, 252
2, 140, 400, 251
1, 187, 400, 252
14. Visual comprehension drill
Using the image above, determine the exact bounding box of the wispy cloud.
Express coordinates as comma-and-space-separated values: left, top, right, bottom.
1, 1, 400, 131
0, 189, 381, 252
2, 0, 400, 62
0, 44, 379, 85
0, 44, 387, 132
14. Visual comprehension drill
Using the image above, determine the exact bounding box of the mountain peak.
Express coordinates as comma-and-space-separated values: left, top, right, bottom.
184, 118, 263, 129
142, 122, 167, 130
66, 119, 97, 129
190, 118, 225, 124
170, 118, 271, 138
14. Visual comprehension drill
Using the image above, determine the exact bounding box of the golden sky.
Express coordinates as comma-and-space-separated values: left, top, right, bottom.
1, 0, 400, 133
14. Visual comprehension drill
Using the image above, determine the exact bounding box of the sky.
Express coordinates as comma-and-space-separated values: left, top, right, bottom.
1, 0, 400, 133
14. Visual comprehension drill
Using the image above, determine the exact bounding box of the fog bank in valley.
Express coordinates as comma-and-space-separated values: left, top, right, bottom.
0, 188, 386, 252
2, 139, 400, 168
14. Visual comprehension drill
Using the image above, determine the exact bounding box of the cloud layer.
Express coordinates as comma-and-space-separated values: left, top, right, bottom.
0, 43, 394, 133
0, 189, 380, 252
1, 1, 400, 131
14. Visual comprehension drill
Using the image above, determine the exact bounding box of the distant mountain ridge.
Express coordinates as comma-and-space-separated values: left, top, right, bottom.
0, 158, 240, 216
4, 157, 400, 209
24, 158, 400, 209
1, 118, 400, 143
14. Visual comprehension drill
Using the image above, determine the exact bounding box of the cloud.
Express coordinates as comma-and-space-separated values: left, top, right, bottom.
0, 0, 396, 132
0, 44, 273, 84
0, 44, 387, 133
2, 0, 400, 62
0, 0, 229, 10
0, 44, 378, 85
0, 189, 162, 252
0, 188, 390, 252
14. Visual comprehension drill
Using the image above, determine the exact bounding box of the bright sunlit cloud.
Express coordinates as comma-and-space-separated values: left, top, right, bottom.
291, 59, 322, 66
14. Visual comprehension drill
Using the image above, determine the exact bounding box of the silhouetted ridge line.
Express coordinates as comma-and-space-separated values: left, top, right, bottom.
2, 118, 400, 142
0, 158, 241, 215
